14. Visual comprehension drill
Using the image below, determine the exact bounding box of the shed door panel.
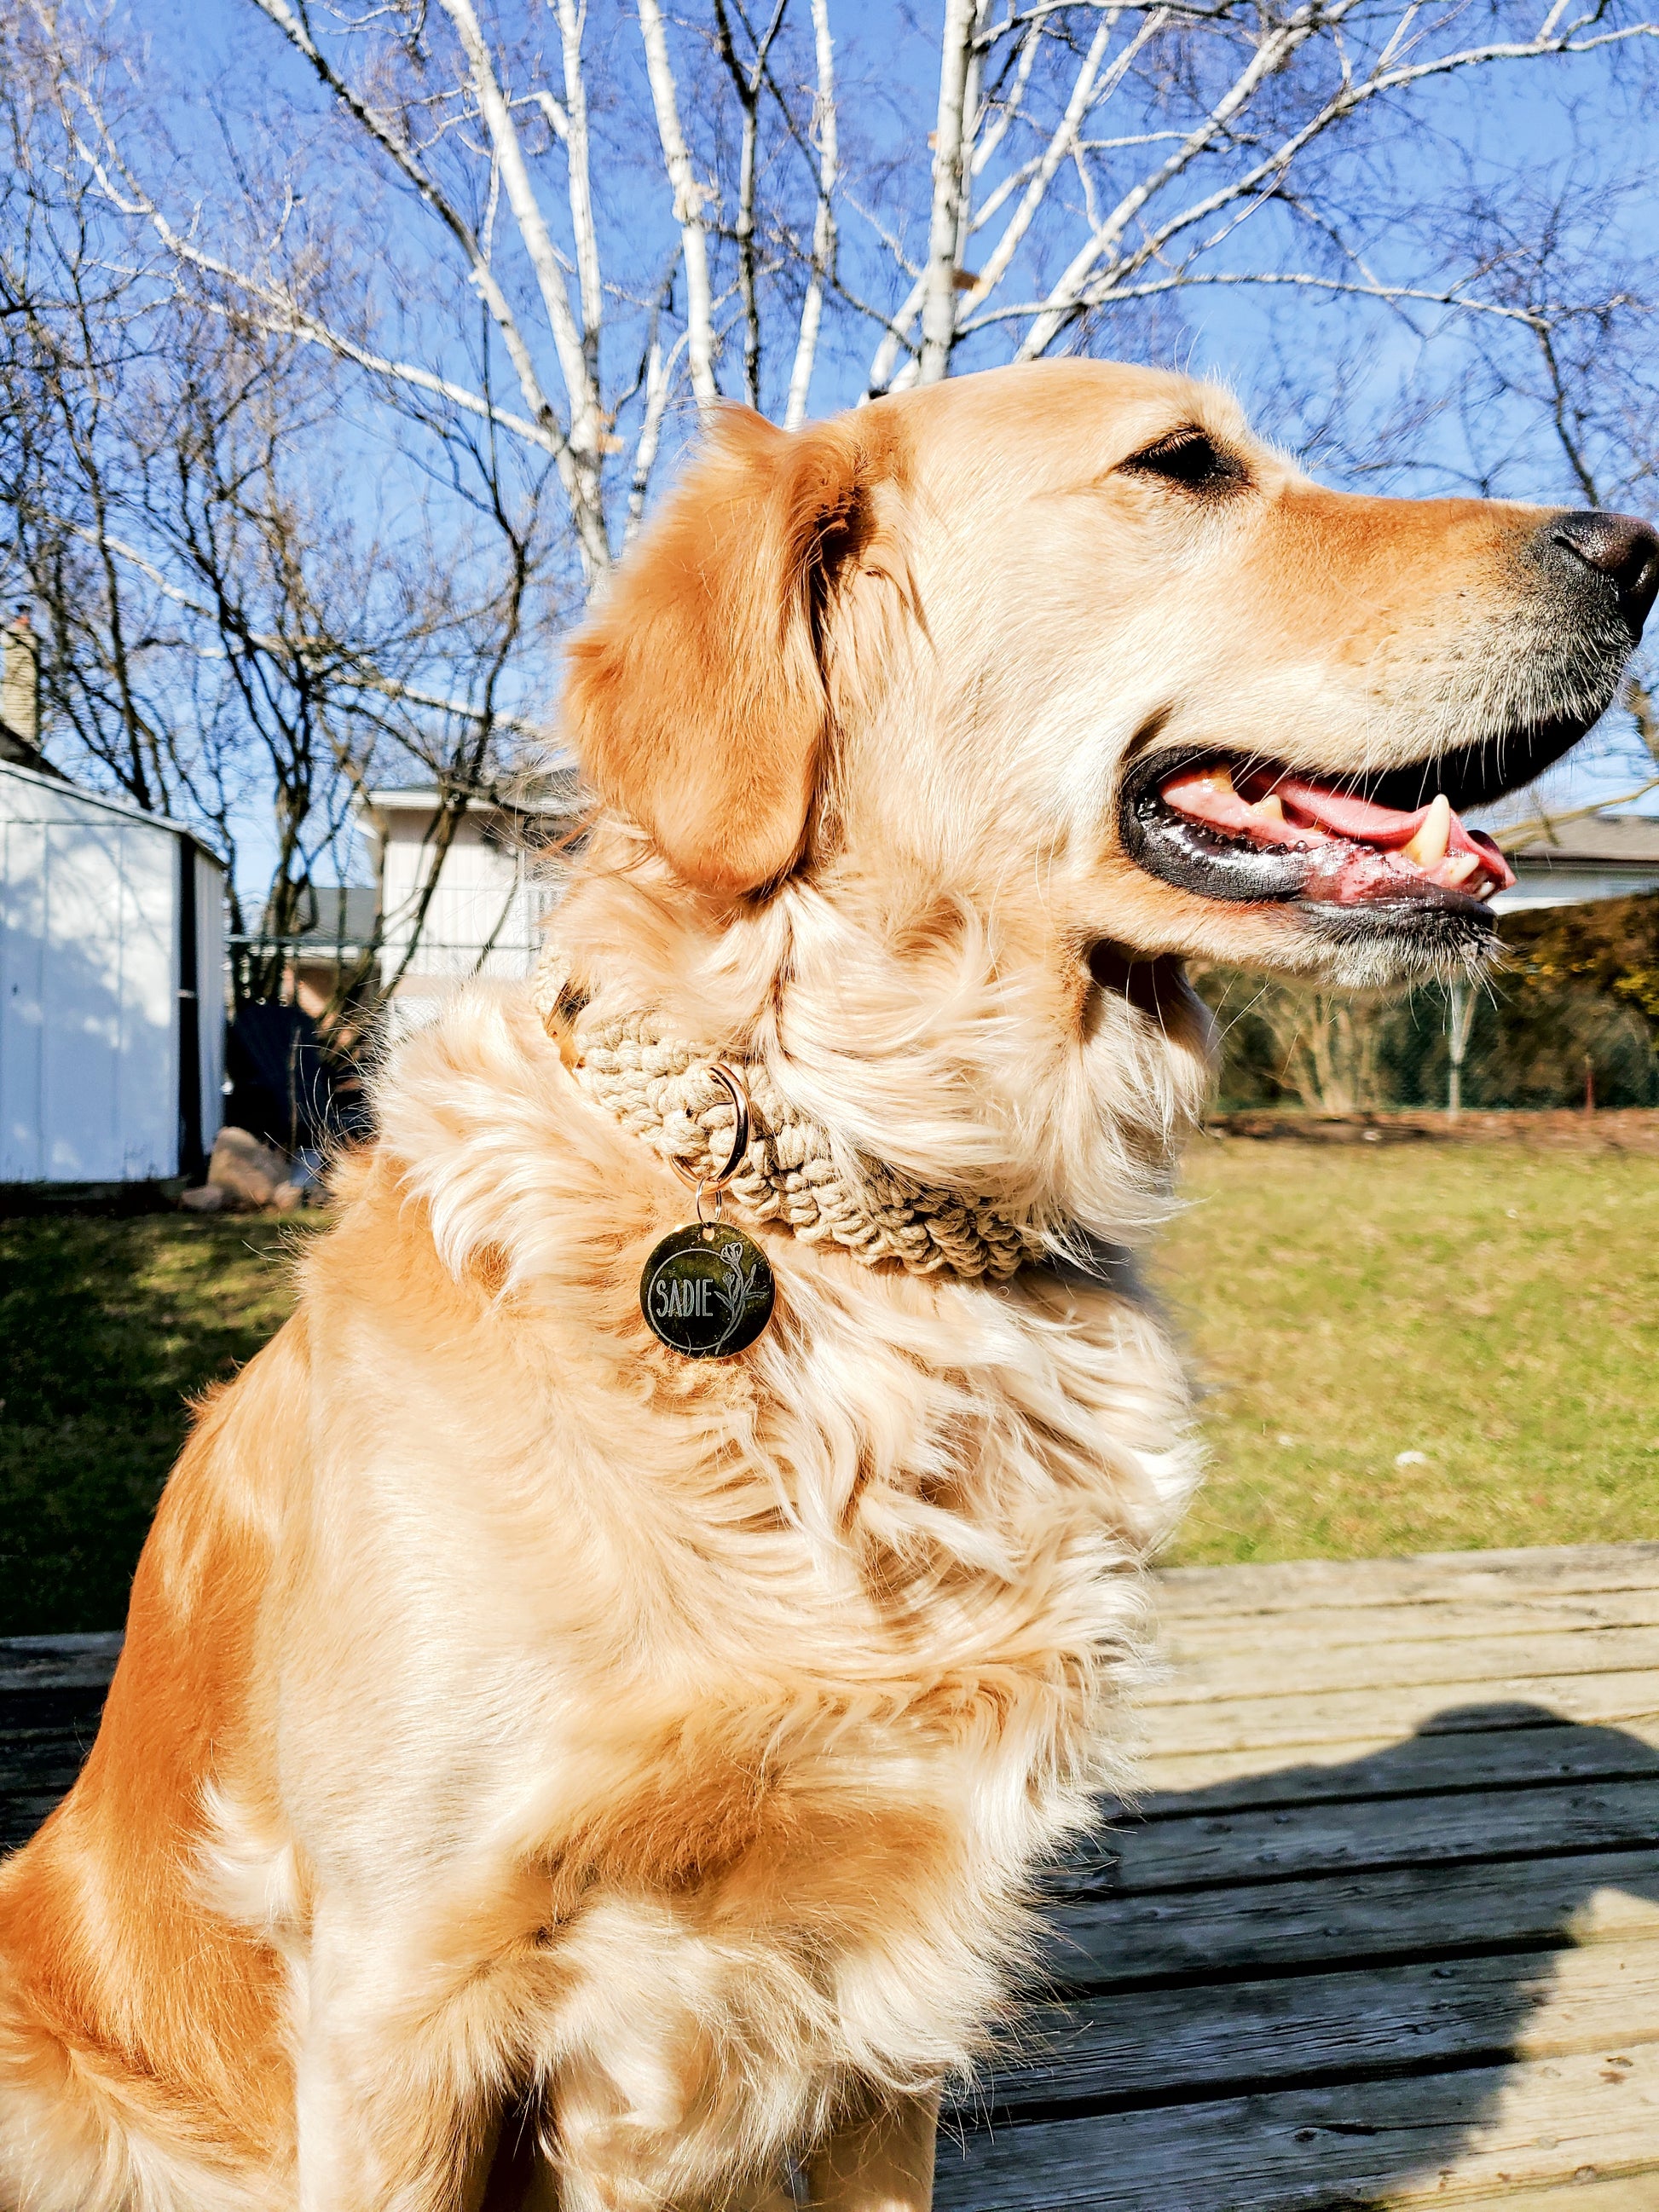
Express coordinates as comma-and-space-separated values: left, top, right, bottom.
2, 819, 178, 1181
194, 849, 226, 1149
1, 820, 49, 1181
107, 823, 178, 1177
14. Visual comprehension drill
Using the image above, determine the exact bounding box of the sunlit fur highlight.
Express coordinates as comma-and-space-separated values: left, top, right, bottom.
0, 359, 1611, 2209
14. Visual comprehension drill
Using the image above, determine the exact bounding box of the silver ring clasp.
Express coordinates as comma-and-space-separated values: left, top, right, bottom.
673, 1061, 750, 1227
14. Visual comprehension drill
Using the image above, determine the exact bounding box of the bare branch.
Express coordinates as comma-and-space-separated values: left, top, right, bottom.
712, 0, 789, 410
866, 274, 924, 396
970, 18, 1039, 177
957, 10, 1115, 318
60, 108, 581, 476
1015, 0, 1349, 360
230, 0, 612, 579
433, 0, 609, 560
627, 321, 688, 542
1535, 321, 1603, 506
1016, 7, 1659, 359
62, 521, 553, 739
530, 86, 569, 143
957, 266, 1560, 335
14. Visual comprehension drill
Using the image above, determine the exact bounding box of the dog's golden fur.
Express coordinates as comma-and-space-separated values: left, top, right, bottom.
0, 361, 1621, 2209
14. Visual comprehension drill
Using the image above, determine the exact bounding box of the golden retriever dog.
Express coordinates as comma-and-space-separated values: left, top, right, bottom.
1, 360, 1653, 2212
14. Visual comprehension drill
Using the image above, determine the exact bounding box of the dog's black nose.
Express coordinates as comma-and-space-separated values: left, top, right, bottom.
1544, 509, 1659, 638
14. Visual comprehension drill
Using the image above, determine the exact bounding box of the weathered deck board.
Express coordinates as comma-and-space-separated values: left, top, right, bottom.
1136, 1667, 1659, 1756
975, 1545, 1659, 2208
4, 1551, 1659, 2207
1084, 1776, 1659, 1892
1048, 1849, 1659, 1988
1143, 1626, 1659, 1704
0, 1632, 123, 1850
1445, 2189, 1659, 2212
1129, 1714, 1659, 1806
934, 2043, 1659, 2210
1153, 1544, 1659, 1614
965, 1938, 1659, 2120
1161, 1587, 1659, 1652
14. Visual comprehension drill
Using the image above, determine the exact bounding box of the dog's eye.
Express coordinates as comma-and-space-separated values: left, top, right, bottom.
1122, 430, 1246, 493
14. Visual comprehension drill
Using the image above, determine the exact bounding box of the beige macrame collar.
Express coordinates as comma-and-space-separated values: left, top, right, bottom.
533, 960, 1048, 1283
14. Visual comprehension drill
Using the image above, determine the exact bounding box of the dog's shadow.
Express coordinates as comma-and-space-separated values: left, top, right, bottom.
940, 1702, 1659, 2210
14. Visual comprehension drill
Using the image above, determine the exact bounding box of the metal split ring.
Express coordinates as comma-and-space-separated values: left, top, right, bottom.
671, 1061, 750, 1210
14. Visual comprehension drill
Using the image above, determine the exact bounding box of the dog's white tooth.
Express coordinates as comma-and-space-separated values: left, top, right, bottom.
1402, 794, 1452, 869
1439, 852, 1479, 889
1251, 794, 1286, 823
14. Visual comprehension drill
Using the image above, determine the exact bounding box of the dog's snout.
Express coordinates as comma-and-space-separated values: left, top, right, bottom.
1540, 508, 1659, 638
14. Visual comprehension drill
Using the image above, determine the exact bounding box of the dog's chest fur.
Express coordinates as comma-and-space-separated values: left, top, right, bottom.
290, 989, 1200, 2100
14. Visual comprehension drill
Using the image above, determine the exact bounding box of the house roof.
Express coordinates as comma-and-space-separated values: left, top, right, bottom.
364, 765, 583, 817
0, 757, 227, 864
0, 725, 64, 779
236, 885, 380, 951
1506, 812, 1659, 867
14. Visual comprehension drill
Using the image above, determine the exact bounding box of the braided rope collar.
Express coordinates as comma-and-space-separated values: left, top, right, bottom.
533, 967, 1047, 1283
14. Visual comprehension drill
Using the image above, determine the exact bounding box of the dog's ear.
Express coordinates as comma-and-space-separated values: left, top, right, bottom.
564, 405, 879, 896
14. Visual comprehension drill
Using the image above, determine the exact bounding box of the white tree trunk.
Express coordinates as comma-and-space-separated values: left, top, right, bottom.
637, 0, 719, 407
785, 0, 838, 429
433, 0, 615, 569
556, 0, 604, 391
917, 0, 979, 385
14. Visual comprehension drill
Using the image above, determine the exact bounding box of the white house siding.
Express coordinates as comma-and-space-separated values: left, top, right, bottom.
381, 817, 555, 978
0, 764, 224, 1183
1493, 863, 1659, 913
1488, 815, 1659, 914
371, 794, 569, 1032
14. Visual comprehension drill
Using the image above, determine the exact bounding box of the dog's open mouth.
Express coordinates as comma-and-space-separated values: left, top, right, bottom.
1136, 756, 1515, 910
1111, 719, 1593, 927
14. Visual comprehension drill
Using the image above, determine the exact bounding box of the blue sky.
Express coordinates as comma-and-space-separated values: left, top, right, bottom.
137, 1, 1659, 891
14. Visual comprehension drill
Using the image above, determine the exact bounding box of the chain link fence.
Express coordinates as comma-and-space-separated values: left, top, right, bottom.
1194, 892, 1659, 1114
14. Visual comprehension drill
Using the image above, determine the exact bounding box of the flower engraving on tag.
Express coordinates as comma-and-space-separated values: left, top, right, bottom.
640, 1222, 776, 1359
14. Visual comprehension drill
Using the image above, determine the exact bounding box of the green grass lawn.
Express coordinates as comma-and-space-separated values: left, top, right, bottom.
1157, 1141, 1659, 1564
0, 1215, 322, 1634
2, 1142, 1656, 1632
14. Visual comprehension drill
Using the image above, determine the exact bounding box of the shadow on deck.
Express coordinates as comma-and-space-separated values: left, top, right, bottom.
5, 1541, 1659, 2211
941, 1701, 1659, 2209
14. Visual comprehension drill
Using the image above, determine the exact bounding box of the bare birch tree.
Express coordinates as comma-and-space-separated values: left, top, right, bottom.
2, 5, 568, 1009
9, 0, 1659, 1006
33, 0, 1654, 549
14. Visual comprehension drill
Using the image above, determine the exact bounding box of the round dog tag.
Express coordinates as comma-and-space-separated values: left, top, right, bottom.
640, 1222, 776, 1359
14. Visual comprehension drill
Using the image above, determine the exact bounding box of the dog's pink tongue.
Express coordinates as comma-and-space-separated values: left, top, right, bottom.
1159, 765, 1515, 900
1274, 777, 1463, 849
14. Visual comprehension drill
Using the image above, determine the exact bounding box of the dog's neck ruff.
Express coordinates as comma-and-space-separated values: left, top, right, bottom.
534, 965, 1047, 1283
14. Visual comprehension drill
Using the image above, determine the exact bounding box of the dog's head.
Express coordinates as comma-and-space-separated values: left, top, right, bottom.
559, 361, 1655, 1225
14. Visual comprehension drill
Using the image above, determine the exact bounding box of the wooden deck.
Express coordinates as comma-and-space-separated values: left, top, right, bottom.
3, 1543, 1657, 2209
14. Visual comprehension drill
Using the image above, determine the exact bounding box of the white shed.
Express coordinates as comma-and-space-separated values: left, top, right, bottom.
0, 762, 225, 1187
